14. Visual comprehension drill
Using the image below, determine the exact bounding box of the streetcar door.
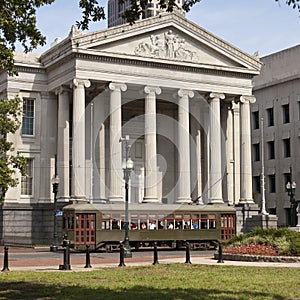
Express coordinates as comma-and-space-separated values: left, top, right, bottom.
75, 213, 96, 246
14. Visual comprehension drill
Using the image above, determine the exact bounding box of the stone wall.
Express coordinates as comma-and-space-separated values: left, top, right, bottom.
0, 203, 64, 246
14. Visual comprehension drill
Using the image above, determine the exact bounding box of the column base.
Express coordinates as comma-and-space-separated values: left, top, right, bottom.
176, 197, 192, 204
142, 197, 160, 203
108, 196, 124, 203
208, 198, 224, 204
239, 198, 254, 204
70, 195, 88, 203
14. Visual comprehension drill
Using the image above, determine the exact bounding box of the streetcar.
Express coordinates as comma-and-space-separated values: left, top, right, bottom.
62, 202, 236, 251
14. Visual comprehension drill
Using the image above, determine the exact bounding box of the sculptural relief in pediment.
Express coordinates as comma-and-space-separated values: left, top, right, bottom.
134, 30, 196, 62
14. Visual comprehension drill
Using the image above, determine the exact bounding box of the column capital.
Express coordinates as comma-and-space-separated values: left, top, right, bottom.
178, 89, 194, 99
144, 86, 161, 96
72, 78, 91, 89
240, 95, 256, 104
209, 92, 225, 100
55, 86, 71, 96
109, 82, 127, 92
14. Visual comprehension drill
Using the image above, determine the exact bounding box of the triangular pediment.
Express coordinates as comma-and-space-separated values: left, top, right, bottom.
72, 13, 261, 73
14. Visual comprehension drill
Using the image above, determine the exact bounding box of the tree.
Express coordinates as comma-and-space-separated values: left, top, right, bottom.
0, 97, 27, 203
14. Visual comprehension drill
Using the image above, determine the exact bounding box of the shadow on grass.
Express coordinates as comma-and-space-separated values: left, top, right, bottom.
0, 281, 285, 300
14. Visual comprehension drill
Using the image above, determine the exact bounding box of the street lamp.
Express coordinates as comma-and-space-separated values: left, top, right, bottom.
50, 175, 60, 252
286, 181, 297, 227
120, 136, 133, 258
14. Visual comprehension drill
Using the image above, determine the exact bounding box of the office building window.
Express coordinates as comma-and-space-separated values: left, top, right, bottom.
267, 107, 274, 127
283, 173, 291, 188
283, 138, 291, 157
253, 143, 260, 161
253, 176, 261, 193
21, 158, 33, 196
22, 98, 35, 136
282, 104, 290, 124
252, 111, 259, 129
267, 141, 275, 159
268, 174, 276, 193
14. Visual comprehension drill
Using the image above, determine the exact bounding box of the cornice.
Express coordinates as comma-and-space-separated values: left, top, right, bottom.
75, 52, 255, 79
16, 66, 46, 74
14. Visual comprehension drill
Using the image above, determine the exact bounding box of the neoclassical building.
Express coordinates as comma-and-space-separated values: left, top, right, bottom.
1, 12, 261, 244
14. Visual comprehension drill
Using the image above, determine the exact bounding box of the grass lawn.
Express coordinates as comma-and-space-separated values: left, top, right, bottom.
0, 264, 299, 300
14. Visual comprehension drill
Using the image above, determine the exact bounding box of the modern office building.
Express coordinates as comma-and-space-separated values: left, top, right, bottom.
252, 45, 300, 227
0, 12, 261, 244
107, 0, 184, 27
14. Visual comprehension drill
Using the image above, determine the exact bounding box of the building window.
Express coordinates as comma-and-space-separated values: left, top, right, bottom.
253, 176, 261, 193
253, 143, 260, 161
22, 98, 35, 136
21, 158, 33, 196
283, 173, 291, 188
267, 141, 275, 159
252, 111, 259, 129
282, 104, 290, 124
283, 138, 291, 157
268, 174, 276, 193
267, 107, 274, 127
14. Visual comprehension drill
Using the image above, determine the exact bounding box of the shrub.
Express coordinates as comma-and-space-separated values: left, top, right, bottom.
224, 228, 300, 256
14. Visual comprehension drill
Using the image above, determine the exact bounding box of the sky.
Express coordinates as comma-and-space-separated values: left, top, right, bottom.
34, 0, 300, 57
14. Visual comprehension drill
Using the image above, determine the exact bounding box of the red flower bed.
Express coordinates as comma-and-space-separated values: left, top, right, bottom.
223, 243, 279, 256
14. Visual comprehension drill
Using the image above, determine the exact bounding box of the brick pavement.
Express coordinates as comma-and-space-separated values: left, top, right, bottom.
1, 246, 300, 271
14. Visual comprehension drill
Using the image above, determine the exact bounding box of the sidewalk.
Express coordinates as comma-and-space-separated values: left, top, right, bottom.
1, 246, 300, 272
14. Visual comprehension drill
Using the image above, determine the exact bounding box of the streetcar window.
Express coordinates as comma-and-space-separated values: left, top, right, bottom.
70, 217, 74, 229
209, 219, 216, 229
184, 214, 190, 220
208, 214, 216, 229
157, 214, 166, 229
112, 219, 119, 229
102, 221, 110, 230
200, 219, 208, 229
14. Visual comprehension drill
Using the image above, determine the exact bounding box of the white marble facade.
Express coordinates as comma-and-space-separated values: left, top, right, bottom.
3, 12, 261, 208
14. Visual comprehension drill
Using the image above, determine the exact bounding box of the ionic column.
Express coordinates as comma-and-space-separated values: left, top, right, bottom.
99, 124, 106, 201
196, 129, 203, 204
232, 101, 240, 204
109, 82, 127, 203
56, 87, 70, 201
226, 103, 234, 205
209, 92, 225, 204
71, 79, 90, 200
177, 89, 194, 203
240, 95, 255, 203
143, 86, 161, 203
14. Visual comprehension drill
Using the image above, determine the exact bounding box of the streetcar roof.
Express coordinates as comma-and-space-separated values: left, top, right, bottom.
63, 202, 236, 213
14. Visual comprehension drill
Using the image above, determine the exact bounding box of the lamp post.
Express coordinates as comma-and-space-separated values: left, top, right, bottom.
50, 175, 60, 252
120, 135, 133, 258
286, 181, 297, 227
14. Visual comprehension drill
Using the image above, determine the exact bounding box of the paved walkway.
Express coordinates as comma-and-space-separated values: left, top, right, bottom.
1, 246, 300, 272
